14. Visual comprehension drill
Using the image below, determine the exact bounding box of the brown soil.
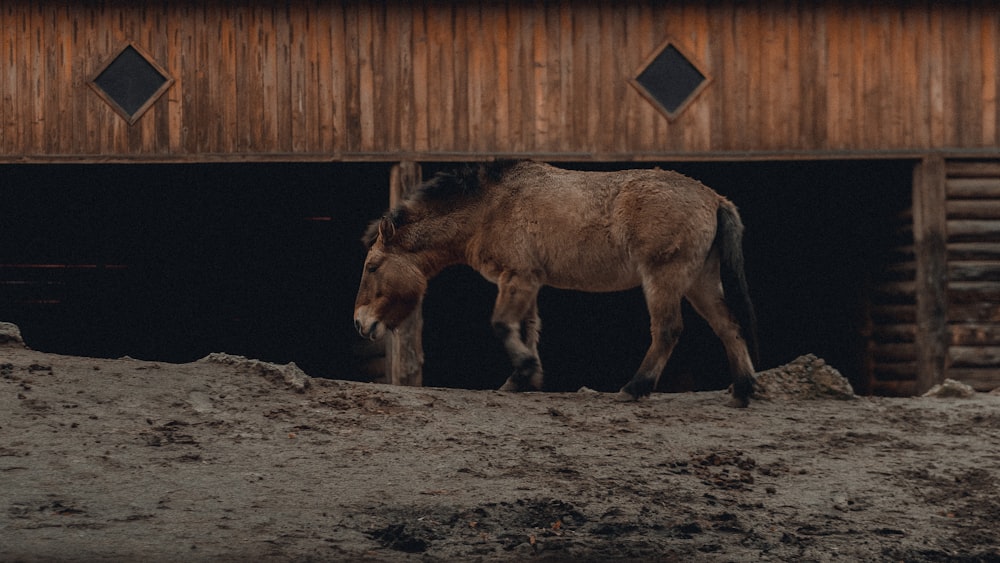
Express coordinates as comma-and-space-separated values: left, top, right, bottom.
2, 341, 999, 562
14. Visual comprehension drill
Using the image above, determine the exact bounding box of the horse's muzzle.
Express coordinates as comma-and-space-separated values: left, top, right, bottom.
354, 308, 383, 340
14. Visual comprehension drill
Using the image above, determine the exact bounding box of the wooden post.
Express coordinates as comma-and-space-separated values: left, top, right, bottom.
912, 155, 949, 394
385, 161, 424, 386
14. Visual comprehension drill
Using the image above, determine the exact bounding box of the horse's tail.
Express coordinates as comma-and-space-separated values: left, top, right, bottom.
715, 200, 759, 366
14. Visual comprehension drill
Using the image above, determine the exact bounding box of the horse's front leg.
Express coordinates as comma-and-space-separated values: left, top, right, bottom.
492, 272, 543, 392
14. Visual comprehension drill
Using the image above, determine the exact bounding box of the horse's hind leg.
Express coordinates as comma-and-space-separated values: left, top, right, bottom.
685, 262, 756, 408
619, 281, 685, 401
492, 272, 543, 392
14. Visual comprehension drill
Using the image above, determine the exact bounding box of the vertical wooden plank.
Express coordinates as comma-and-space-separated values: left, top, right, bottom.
289, 2, 309, 152
275, 3, 293, 152
571, 3, 592, 153
743, 2, 764, 151
481, 2, 501, 153
949, 3, 977, 147
596, 0, 617, 152
451, 4, 469, 152
799, 1, 826, 150
927, 2, 946, 148
981, 8, 998, 147
913, 156, 950, 394
892, 4, 910, 148
848, 4, 866, 149
81, 3, 97, 154
53, 4, 72, 154
521, 5, 548, 151
313, 1, 332, 153
627, 0, 654, 150
27, 2, 42, 154
682, 1, 712, 152
396, 4, 415, 152
556, 0, 573, 152
124, 5, 144, 153
861, 4, 881, 149
455, 2, 478, 152
329, 2, 348, 154
178, 3, 196, 153
343, 3, 362, 152
385, 161, 424, 387
488, 2, 509, 153
506, 3, 526, 152
374, 3, 396, 152
724, 2, 746, 150
543, 1, 564, 152
426, 5, 454, 151
107, 5, 127, 154
151, 6, 173, 154
411, 3, 430, 152
0, 3, 7, 153
234, 3, 251, 151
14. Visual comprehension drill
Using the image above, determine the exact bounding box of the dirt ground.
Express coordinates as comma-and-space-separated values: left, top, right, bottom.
2, 328, 1000, 562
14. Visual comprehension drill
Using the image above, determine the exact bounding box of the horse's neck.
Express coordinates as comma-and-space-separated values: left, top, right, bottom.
406, 210, 476, 275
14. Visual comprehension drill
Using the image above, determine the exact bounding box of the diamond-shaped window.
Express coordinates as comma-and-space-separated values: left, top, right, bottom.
89, 42, 173, 125
630, 39, 710, 121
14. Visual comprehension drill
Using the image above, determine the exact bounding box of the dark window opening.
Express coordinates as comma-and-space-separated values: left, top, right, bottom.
1, 163, 388, 379
1, 161, 912, 395
90, 44, 173, 124
632, 41, 709, 120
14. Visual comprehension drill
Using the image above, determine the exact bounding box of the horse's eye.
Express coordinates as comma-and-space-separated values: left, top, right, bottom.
367, 262, 380, 273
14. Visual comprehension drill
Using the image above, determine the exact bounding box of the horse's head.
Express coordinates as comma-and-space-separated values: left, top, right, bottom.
354, 214, 427, 340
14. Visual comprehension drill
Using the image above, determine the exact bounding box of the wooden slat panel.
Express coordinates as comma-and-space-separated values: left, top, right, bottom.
950, 346, 1000, 368
946, 178, 1000, 198
872, 324, 916, 344
870, 343, 916, 362
947, 220, 1000, 242
2, 1, 1000, 161
869, 379, 917, 397
949, 242, 1000, 261
947, 200, 1000, 220
949, 302, 1000, 324
948, 161, 1000, 178
951, 323, 1000, 347
946, 369, 1000, 391
948, 281, 1000, 303
949, 261, 1000, 282
871, 363, 917, 382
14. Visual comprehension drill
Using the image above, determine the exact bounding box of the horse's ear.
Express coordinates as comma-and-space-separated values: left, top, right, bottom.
378, 215, 397, 242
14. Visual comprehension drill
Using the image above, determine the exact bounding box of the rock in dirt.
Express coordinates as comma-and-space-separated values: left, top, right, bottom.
0, 322, 26, 348
752, 354, 855, 400
922, 378, 976, 398
198, 352, 311, 392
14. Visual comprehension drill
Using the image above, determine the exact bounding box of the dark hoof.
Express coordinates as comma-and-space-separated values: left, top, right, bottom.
499, 378, 520, 392
615, 389, 641, 402
499, 371, 543, 392
727, 394, 750, 408
619, 377, 654, 401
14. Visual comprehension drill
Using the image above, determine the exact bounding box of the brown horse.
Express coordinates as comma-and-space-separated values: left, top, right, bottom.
354, 160, 758, 407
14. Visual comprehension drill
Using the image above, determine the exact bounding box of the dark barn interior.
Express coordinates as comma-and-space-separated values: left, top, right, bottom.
1, 160, 911, 393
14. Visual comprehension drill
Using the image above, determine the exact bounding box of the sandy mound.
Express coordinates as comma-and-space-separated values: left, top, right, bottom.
2, 324, 998, 561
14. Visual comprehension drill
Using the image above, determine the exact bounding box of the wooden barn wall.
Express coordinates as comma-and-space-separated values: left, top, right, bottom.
2, 1, 1000, 162
944, 160, 1000, 391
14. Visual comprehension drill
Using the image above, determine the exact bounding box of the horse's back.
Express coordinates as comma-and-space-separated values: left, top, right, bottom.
470, 162, 722, 291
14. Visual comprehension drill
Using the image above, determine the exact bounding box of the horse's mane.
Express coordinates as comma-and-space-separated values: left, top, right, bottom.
363, 160, 522, 247
412, 159, 519, 203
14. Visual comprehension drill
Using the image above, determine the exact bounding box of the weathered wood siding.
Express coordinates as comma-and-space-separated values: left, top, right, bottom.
946, 160, 1000, 391
868, 158, 1000, 395
2, 1, 999, 162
